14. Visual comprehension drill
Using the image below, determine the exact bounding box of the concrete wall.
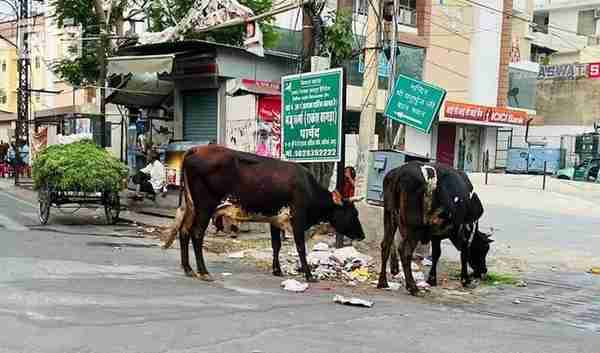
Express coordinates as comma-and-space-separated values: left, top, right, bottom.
536, 78, 600, 125
470, 0, 503, 107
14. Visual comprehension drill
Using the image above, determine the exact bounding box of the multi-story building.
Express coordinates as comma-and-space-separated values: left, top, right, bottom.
532, 0, 600, 64
0, 8, 126, 158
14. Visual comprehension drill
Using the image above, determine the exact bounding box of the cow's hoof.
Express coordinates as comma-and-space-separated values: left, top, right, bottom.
306, 276, 319, 283
462, 280, 477, 289
194, 273, 215, 282
376, 278, 389, 289
407, 286, 420, 296
272, 269, 283, 277
184, 269, 196, 277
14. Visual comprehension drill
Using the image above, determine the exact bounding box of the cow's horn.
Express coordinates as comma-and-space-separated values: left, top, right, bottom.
347, 196, 364, 203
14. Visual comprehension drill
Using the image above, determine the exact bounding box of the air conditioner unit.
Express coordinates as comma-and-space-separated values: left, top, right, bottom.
594, 8, 600, 18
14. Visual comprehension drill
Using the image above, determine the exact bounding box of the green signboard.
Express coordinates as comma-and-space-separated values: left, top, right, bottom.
384, 74, 446, 134
281, 68, 343, 162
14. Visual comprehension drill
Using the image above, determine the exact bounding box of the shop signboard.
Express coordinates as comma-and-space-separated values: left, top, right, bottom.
281, 68, 343, 163
384, 74, 446, 134
589, 62, 600, 79
441, 101, 527, 127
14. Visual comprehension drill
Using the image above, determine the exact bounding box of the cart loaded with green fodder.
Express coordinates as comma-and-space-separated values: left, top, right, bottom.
32, 139, 128, 225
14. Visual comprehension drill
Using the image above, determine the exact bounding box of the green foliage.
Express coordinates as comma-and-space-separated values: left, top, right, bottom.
148, 0, 279, 47
324, 9, 353, 68
51, 0, 280, 85
32, 140, 128, 192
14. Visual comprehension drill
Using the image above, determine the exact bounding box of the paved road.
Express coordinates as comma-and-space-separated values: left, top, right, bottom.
0, 185, 599, 353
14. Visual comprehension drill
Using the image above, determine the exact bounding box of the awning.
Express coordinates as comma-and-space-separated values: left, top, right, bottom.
227, 78, 281, 96
106, 73, 174, 108
34, 104, 102, 123
107, 54, 176, 75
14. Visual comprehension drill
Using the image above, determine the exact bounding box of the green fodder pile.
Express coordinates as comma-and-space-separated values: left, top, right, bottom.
32, 139, 128, 192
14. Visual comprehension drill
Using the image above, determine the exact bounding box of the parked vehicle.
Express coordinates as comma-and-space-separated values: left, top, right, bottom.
555, 158, 600, 182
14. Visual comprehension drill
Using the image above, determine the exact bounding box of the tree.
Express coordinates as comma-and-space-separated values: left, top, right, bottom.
303, 9, 354, 190
50, 0, 279, 87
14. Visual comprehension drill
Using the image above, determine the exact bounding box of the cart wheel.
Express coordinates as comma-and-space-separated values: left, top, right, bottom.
105, 191, 120, 225
38, 186, 51, 225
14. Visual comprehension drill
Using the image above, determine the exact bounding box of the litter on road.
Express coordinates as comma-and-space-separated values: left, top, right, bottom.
333, 295, 373, 308
513, 298, 522, 304
589, 267, 600, 275
516, 280, 528, 287
281, 279, 309, 292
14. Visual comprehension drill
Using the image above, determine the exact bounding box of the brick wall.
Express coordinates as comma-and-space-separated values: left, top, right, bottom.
497, 0, 513, 107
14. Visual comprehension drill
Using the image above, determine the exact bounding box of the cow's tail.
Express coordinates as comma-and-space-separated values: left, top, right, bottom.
161, 155, 196, 249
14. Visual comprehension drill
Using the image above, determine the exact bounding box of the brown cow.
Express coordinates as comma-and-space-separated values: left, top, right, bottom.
162, 145, 365, 282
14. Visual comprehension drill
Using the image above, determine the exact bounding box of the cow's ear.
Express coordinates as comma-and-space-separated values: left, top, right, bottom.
331, 191, 343, 206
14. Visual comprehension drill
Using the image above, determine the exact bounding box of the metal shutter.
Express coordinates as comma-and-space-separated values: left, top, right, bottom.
183, 90, 218, 142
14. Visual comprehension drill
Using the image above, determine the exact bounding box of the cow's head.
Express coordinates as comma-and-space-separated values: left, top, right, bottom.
467, 225, 493, 279
329, 191, 365, 241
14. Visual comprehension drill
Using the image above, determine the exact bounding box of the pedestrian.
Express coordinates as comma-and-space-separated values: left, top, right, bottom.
136, 150, 166, 201
341, 166, 356, 199
336, 166, 357, 248
19, 141, 30, 178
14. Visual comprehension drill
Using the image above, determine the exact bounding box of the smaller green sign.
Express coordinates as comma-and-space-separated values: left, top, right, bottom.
384, 74, 446, 134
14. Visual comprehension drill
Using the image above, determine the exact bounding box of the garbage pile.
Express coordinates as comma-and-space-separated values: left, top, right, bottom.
300, 243, 374, 285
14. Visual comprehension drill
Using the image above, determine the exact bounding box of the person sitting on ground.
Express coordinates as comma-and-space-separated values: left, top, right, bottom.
136, 151, 166, 201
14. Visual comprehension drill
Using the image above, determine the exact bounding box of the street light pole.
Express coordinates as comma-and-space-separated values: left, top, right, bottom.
15, 0, 31, 186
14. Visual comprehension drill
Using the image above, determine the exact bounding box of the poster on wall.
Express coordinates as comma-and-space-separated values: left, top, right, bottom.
227, 119, 258, 153
256, 95, 281, 158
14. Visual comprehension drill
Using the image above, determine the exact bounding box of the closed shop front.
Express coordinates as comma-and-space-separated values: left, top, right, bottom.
183, 90, 218, 143
438, 101, 528, 172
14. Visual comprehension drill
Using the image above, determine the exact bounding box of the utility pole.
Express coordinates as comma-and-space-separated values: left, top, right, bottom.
355, 0, 380, 198
384, 0, 398, 149
93, 0, 108, 148
16, 0, 31, 186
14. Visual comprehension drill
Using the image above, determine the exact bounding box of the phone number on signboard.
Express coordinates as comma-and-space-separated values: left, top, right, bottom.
293, 149, 337, 158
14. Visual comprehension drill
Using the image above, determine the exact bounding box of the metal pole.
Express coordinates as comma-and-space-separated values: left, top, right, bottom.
543, 161, 547, 190
485, 150, 489, 185
385, 0, 398, 149
336, 69, 347, 191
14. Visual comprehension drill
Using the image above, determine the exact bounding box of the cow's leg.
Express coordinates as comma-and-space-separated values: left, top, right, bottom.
292, 215, 315, 282
189, 210, 214, 281
399, 229, 420, 295
179, 230, 195, 277
460, 247, 473, 288
427, 238, 442, 286
389, 229, 400, 276
270, 225, 283, 277
377, 209, 397, 289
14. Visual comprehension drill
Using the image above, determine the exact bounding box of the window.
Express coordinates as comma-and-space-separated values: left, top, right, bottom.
533, 12, 549, 34
354, 0, 369, 16
35, 57, 41, 69
398, 0, 417, 27
0, 95, 6, 104
1, 61, 5, 72
577, 10, 596, 36
92, 120, 112, 147
507, 67, 537, 111
35, 92, 41, 103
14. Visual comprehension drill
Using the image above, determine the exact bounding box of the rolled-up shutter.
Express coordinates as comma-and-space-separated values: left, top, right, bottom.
183, 90, 218, 142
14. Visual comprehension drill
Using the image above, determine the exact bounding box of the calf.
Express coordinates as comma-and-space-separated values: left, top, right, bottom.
162, 145, 365, 282
377, 162, 493, 295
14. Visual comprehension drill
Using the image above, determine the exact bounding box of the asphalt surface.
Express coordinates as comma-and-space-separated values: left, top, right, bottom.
0, 183, 599, 353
